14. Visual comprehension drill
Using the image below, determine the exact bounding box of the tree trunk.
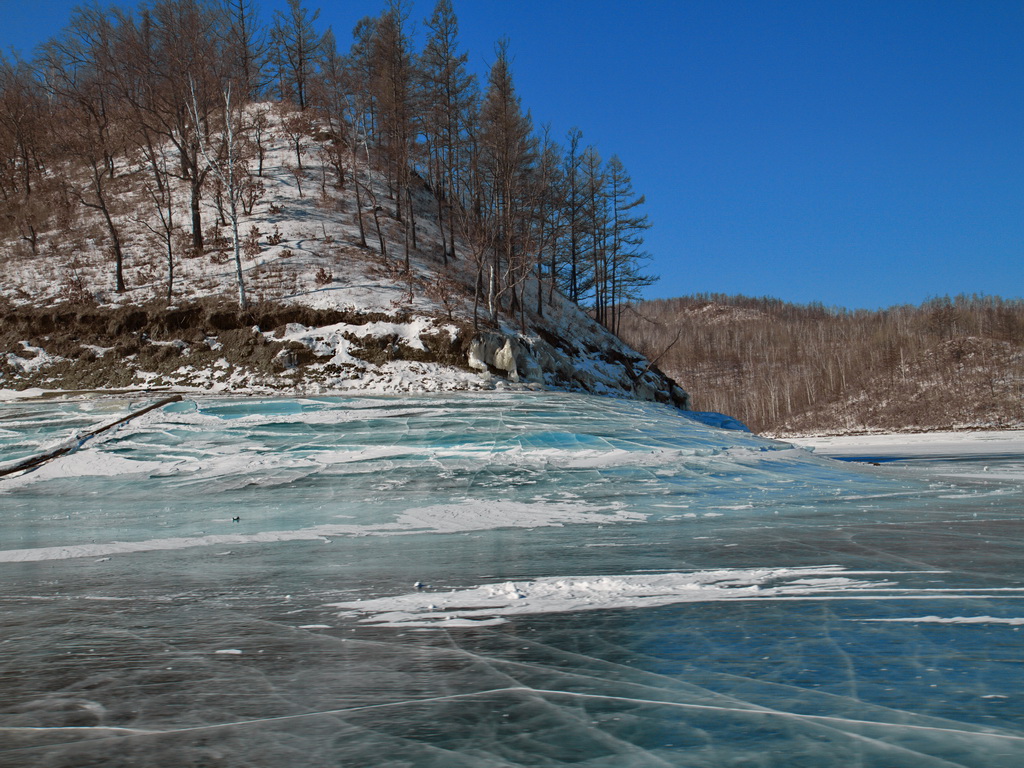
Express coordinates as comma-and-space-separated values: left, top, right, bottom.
190, 172, 203, 253
352, 153, 367, 248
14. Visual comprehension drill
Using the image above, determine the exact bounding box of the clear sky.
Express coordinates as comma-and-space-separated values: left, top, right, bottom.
3, 0, 1022, 309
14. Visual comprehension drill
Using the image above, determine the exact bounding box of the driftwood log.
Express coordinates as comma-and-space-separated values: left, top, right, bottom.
0, 394, 183, 479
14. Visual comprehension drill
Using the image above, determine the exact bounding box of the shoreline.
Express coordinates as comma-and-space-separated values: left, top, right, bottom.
784, 429, 1024, 459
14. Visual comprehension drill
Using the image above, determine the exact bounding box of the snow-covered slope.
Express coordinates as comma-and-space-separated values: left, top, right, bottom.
0, 105, 688, 407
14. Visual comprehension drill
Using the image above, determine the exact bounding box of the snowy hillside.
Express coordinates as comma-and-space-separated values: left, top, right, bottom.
0, 104, 688, 407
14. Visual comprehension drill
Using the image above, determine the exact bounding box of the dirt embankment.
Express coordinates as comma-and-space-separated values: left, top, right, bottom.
0, 298, 474, 392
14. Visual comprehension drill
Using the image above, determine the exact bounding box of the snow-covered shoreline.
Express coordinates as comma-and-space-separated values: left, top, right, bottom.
786, 429, 1024, 459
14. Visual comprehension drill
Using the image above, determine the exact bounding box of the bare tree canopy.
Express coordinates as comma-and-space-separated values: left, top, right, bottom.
1, 0, 657, 331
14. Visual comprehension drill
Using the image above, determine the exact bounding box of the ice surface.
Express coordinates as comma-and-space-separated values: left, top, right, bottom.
2, 392, 1023, 766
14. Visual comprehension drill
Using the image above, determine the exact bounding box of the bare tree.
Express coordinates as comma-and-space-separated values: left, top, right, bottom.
129, 0, 224, 255
580, 144, 607, 322
419, 0, 476, 265
371, 0, 417, 271
141, 146, 178, 301
344, 16, 379, 250
529, 126, 564, 317
190, 80, 247, 308
453, 201, 496, 330
248, 103, 270, 176
0, 53, 51, 255
41, 6, 131, 293
313, 29, 349, 191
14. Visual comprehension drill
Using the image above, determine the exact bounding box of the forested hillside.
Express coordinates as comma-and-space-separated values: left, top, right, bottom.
0, 0, 688, 404
618, 294, 1024, 435
0, 0, 652, 319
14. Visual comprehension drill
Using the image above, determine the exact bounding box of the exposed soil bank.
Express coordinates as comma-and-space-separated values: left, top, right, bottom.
0, 298, 688, 408
0, 299, 472, 392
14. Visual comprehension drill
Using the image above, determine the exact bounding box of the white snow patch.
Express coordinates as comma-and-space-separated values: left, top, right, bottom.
0, 387, 47, 401
330, 566, 902, 627
788, 431, 1024, 459
0, 450, 172, 487
393, 500, 644, 532
6, 343, 66, 373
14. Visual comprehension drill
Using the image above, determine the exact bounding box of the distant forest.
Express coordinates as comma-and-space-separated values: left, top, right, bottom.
0, 0, 653, 323
619, 294, 1024, 434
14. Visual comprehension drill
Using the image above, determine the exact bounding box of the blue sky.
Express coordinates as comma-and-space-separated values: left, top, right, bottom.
3, 0, 1022, 309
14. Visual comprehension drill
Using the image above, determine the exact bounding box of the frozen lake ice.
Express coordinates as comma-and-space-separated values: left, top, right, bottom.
1, 392, 1023, 766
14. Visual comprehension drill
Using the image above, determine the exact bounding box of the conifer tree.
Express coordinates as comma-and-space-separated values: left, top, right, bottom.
478, 39, 535, 316
581, 144, 607, 322
605, 154, 654, 332
531, 127, 565, 315
271, 0, 324, 110
221, 0, 268, 100
561, 127, 585, 304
